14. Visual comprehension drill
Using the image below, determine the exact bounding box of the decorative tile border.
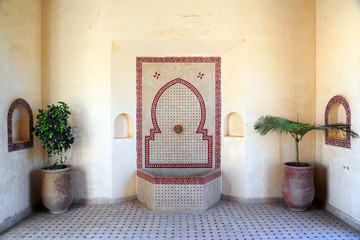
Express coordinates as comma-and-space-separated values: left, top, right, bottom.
317, 199, 360, 231
7, 98, 34, 152
221, 194, 281, 204
0, 203, 38, 234
324, 95, 351, 148
137, 169, 221, 185
136, 57, 221, 169
144, 78, 213, 168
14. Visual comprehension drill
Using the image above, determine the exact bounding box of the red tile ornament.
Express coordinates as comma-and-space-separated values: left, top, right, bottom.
324, 95, 351, 148
7, 98, 34, 152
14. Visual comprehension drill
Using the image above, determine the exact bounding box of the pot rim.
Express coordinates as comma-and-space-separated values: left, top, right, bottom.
283, 162, 313, 169
41, 165, 71, 173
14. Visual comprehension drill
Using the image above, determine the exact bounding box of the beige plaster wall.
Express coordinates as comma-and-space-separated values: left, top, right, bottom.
43, 0, 315, 201
42, 0, 114, 200
243, 0, 316, 199
0, 0, 43, 225
316, 0, 360, 222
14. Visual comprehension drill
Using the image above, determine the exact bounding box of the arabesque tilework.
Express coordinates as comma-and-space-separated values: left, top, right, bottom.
2, 200, 360, 240
137, 169, 221, 212
136, 57, 221, 169
145, 79, 212, 168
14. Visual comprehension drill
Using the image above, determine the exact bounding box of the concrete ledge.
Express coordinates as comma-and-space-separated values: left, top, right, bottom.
0, 204, 37, 234
315, 199, 360, 231
72, 195, 137, 205
221, 194, 281, 204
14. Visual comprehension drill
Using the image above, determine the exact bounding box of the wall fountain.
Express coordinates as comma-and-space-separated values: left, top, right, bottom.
136, 57, 221, 211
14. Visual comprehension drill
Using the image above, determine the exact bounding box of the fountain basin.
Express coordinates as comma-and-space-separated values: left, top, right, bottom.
137, 169, 221, 211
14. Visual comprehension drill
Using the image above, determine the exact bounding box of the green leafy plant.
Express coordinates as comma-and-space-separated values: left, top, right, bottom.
32, 101, 75, 169
254, 115, 359, 164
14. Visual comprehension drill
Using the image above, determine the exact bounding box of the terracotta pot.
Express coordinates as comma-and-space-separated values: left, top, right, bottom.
282, 162, 314, 211
41, 166, 73, 214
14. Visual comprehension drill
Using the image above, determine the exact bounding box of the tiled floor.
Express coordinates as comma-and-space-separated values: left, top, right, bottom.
1, 200, 360, 240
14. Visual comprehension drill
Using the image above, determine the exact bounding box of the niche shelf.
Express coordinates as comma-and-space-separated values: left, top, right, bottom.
325, 95, 351, 148
8, 98, 34, 152
225, 112, 244, 137
114, 113, 133, 139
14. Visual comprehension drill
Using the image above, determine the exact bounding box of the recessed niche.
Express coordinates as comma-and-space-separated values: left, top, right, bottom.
114, 113, 133, 138
225, 112, 244, 137
8, 98, 34, 152
325, 95, 351, 148
12, 106, 30, 142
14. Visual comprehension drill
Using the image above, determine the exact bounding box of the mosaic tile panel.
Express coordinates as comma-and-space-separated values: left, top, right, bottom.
137, 169, 221, 212
2, 200, 360, 239
137, 178, 154, 210
7, 98, 34, 152
145, 79, 212, 168
204, 176, 222, 210
136, 57, 221, 169
325, 95, 352, 148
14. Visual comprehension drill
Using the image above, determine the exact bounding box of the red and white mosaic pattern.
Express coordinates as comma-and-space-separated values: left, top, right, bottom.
7, 98, 34, 152
137, 169, 221, 185
325, 95, 351, 148
136, 57, 221, 169
145, 79, 212, 168
137, 169, 221, 211
3, 201, 360, 239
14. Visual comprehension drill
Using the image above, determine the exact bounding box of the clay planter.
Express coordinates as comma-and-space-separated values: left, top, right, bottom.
282, 162, 315, 211
41, 166, 73, 214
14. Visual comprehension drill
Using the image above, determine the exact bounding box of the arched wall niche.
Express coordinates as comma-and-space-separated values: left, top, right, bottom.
114, 113, 133, 138
325, 95, 351, 148
225, 112, 244, 137
7, 98, 34, 152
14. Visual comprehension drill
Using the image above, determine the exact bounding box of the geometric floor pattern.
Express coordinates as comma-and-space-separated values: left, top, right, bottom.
1, 200, 359, 240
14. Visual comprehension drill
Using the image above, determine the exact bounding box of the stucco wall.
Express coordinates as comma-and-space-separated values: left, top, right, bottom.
0, 0, 43, 226
315, 0, 360, 222
42, 0, 315, 201
243, 0, 315, 199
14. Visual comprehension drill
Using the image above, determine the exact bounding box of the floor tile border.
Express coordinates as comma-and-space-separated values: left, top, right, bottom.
72, 195, 137, 205
315, 199, 360, 231
0, 204, 37, 234
221, 194, 281, 204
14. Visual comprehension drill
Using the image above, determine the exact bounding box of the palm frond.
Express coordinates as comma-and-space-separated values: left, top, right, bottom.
254, 115, 310, 136
314, 123, 359, 139
254, 115, 359, 139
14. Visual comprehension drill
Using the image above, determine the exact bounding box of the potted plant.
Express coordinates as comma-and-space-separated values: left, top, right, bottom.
254, 115, 358, 211
32, 101, 75, 214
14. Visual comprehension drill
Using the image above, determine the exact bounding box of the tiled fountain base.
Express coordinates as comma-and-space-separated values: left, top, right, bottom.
137, 169, 221, 211
1, 200, 360, 240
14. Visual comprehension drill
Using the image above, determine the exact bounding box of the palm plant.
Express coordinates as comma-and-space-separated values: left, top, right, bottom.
254, 115, 359, 165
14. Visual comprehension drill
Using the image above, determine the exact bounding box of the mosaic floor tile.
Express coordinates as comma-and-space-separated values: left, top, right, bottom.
1, 200, 360, 240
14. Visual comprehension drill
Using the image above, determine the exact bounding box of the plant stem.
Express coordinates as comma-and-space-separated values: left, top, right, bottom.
295, 138, 299, 165
60, 150, 63, 165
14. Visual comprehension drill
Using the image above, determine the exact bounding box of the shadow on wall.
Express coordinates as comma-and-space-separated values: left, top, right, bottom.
29, 169, 41, 205
265, 134, 284, 196
71, 167, 87, 202
315, 163, 328, 202
66, 100, 88, 201
125, 171, 136, 198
